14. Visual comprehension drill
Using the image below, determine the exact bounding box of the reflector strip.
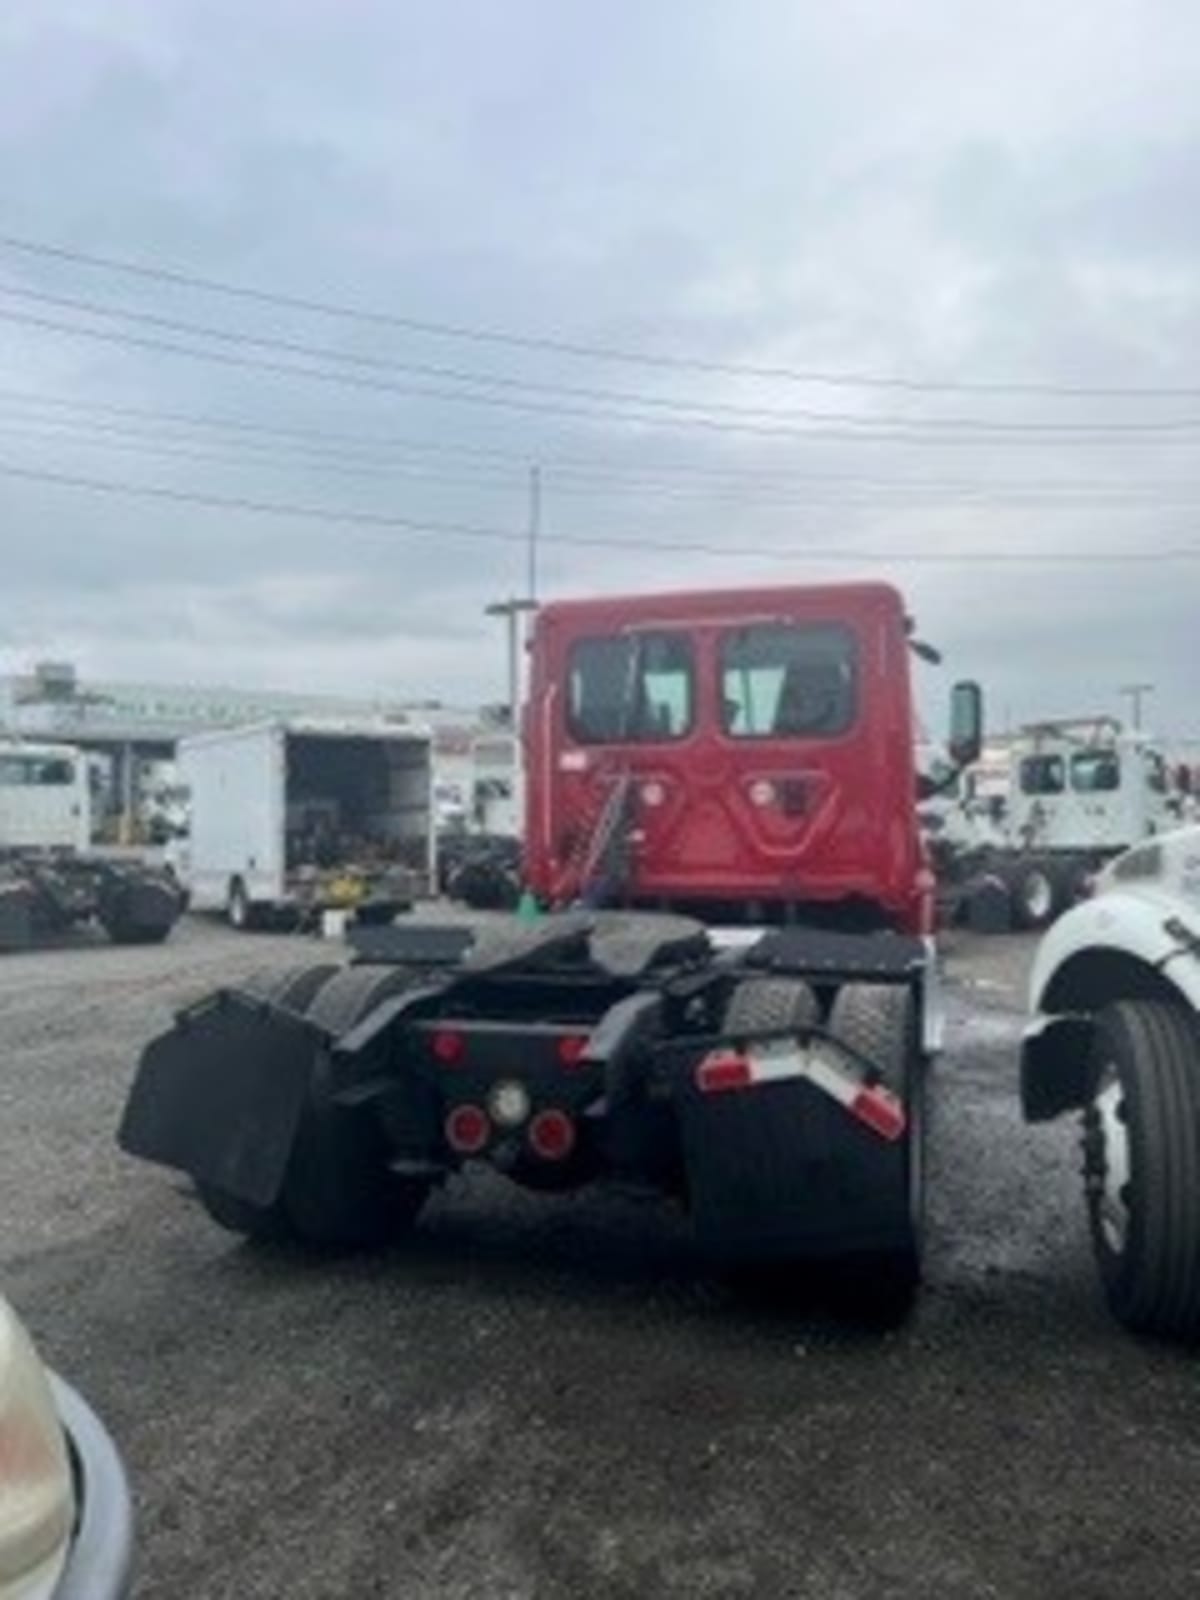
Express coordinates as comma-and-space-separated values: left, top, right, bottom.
849, 1085, 907, 1142
694, 1039, 907, 1142
695, 1053, 754, 1094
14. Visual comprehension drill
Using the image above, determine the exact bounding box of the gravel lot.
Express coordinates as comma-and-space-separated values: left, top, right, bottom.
3, 917, 1200, 1599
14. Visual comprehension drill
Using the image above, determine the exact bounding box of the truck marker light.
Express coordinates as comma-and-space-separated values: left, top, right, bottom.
489, 1081, 531, 1128
641, 781, 666, 808
431, 1028, 466, 1066
748, 780, 776, 809
445, 1104, 490, 1154
556, 1034, 590, 1070
848, 1085, 907, 1142
528, 1109, 576, 1161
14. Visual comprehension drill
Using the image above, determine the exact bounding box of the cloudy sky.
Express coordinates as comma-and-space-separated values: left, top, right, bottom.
0, 0, 1197, 733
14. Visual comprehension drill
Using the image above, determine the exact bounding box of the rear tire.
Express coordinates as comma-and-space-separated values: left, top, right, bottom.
1009, 859, 1059, 931
1082, 1000, 1200, 1338
723, 976, 818, 1037
826, 982, 924, 1323
227, 878, 262, 932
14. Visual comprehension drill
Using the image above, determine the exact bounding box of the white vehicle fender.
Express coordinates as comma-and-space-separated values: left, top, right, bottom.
1022, 884, 1200, 1122
1028, 889, 1200, 1017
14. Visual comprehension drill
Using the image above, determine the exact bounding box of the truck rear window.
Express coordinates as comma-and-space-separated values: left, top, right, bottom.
720, 623, 856, 739
1019, 755, 1066, 795
568, 633, 694, 744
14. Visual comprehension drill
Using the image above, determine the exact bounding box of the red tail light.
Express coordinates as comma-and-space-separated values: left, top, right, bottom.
430, 1028, 466, 1066
528, 1109, 576, 1161
849, 1085, 906, 1142
445, 1104, 490, 1154
695, 1052, 753, 1095
556, 1034, 589, 1071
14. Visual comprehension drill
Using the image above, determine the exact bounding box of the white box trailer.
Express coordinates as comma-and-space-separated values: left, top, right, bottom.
178, 719, 434, 929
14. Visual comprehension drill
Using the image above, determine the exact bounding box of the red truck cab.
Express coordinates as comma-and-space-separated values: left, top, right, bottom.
523, 581, 932, 934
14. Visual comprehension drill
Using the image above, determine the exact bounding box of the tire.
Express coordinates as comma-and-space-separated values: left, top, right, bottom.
198, 963, 428, 1249
1009, 858, 1059, 932
227, 878, 261, 932
724, 976, 818, 1037
237, 963, 341, 1012
1082, 1000, 1200, 1338
826, 982, 924, 1323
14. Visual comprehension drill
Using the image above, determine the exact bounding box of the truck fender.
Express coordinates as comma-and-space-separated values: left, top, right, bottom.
1022, 891, 1200, 1122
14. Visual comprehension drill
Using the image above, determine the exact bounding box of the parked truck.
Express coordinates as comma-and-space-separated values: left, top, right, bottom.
119, 582, 981, 1318
936, 718, 1178, 932
1022, 824, 1200, 1338
0, 739, 181, 950
176, 719, 434, 929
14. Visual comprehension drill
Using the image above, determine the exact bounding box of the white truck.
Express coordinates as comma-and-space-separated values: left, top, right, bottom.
178, 719, 434, 929
938, 718, 1181, 931
1022, 824, 1200, 1338
0, 739, 181, 949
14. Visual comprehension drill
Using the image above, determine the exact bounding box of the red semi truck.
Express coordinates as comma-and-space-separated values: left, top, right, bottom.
119, 581, 981, 1318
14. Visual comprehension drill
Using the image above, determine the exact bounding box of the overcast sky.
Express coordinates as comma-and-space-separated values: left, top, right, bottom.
0, 0, 1197, 734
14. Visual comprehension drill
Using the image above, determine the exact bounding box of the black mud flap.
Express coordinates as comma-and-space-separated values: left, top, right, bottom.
118, 992, 317, 1205
679, 1076, 909, 1262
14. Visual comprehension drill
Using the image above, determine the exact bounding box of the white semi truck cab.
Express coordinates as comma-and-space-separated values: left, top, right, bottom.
0, 741, 91, 853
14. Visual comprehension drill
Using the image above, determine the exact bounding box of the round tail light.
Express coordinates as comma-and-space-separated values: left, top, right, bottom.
528, 1109, 576, 1162
445, 1104, 490, 1154
556, 1034, 589, 1071
430, 1028, 466, 1066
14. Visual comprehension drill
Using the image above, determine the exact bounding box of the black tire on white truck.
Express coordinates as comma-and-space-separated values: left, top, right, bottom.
1083, 1000, 1200, 1339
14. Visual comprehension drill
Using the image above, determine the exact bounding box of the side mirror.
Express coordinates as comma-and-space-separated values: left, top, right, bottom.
949, 680, 983, 768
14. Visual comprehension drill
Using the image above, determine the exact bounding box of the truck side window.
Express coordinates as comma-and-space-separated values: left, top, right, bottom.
568, 633, 694, 744
1070, 751, 1120, 793
1019, 755, 1066, 795
720, 623, 856, 739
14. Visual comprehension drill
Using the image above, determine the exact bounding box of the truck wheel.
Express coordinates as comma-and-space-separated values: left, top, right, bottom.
237, 963, 340, 1012
1082, 1000, 1200, 1338
197, 964, 427, 1250
1009, 859, 1059, 932
227, 879, 261, 932
827, 982, 923, 1322
724, 976, 818, 1037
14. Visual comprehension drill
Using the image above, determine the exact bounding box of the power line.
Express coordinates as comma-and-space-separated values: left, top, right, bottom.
3, 302, 1198, 448
2, 280, 1198, 435
0, 459, 1196, 564
0, 230, 1193, 401
1, 381, 1196, 487
4, 413, 1200, 511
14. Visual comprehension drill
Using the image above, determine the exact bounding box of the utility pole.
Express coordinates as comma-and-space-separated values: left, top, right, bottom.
527, 464, 541, 602
485, 597, 538, 727
1119, 682, 1155, 732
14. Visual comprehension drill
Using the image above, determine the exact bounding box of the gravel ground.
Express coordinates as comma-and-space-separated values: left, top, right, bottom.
3, 917, 1200, 1599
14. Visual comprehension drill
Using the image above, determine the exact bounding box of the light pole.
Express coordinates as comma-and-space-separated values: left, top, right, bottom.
1118, 682, 1155, 732
485, 597, 539, 726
